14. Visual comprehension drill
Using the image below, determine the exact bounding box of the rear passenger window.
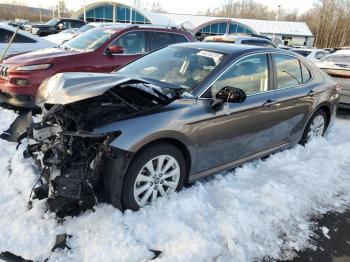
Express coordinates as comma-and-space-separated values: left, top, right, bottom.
151, 32, 175, 51
274, 54, 302, 89
301, 63, 311, 83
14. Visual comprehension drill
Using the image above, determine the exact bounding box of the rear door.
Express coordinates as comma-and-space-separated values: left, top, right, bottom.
270, 53, 315, 144
197, 53, 284, 172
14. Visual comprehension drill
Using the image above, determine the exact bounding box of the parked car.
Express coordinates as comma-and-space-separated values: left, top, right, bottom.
17, 43, 339, 216
43, 28, 79, 45
26, 18, 85, 37
44, 22, 118, 45
292, 45, 307, 49
0, 23, 56, 58
278, 44, 292, 50
316, 50, 350, 108
0, 25, 194, 108
203, 35, 277, 48
7, 20, 31, 30
291, 48, 329, 63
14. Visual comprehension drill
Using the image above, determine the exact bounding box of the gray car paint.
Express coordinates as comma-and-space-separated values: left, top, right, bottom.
92, 47, 339, 181
39, 44, 339, 182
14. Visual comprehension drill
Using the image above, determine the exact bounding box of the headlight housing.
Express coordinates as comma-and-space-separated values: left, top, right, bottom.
15, 64, 52, 71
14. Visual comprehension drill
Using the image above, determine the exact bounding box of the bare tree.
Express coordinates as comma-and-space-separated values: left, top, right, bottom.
202, 0, 350, 48
301, 0, 350, 48
150, 2, 166, 13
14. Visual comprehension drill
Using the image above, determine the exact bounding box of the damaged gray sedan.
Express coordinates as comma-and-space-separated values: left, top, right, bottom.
16, 43, 339, 217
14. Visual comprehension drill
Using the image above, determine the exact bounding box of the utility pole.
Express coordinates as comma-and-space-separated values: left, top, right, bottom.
58, 1, 61, 18
83, 0, 86, 23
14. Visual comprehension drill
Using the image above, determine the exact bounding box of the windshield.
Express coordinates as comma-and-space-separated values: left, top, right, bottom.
292, 50, 312, 57
320, 54, 350, 64
61, 28, 116, 52
46, 19, 58, 26
76, 24, 95, 34
117, 46, 226, 90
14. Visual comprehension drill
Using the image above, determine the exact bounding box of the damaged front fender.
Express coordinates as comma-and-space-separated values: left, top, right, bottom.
5, 71, 182, 218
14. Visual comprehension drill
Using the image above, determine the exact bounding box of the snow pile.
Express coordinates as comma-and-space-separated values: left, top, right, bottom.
0, 108, 350, 261
0, 108, 18, 133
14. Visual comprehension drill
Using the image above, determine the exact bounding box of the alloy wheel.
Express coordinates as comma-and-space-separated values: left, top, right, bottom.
307, 114, 325, 141
133, 155, 180, 207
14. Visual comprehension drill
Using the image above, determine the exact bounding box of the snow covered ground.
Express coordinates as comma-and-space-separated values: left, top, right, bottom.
0, 108, 350, 262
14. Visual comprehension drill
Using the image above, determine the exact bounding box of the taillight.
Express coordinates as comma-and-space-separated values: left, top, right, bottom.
335, 84, 342, 92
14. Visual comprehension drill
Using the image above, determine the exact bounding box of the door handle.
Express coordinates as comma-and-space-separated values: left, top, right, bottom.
263, 99, 278, 107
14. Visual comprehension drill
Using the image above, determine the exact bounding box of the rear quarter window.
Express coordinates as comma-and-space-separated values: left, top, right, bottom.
301, 62, 312, 83
274, 54, 302, 89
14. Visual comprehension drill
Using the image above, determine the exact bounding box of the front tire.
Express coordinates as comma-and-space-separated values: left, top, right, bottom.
300, 109, 327, 145
121, 143, 186, 211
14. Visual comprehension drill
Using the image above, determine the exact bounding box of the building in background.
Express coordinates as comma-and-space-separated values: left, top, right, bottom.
72, 1, 314, 47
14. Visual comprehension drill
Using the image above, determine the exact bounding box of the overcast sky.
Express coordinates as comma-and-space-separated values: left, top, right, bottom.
3, 0, 316, 14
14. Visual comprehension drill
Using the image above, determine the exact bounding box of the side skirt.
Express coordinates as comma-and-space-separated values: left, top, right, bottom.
188, 142, 293, 183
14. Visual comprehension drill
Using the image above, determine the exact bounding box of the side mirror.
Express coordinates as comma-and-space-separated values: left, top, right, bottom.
107, 45, 124, 55
211, 86, 246, 109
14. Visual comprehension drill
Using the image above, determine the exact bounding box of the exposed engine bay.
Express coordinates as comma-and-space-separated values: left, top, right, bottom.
17, 73, 181, 217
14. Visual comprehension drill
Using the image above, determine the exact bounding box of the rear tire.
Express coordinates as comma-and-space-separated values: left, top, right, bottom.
120, 143, 186, 211
299, 109, 327, 145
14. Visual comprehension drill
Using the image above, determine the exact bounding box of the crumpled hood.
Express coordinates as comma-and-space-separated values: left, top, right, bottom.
4, 48, 80, 64
36, 72, 181, 106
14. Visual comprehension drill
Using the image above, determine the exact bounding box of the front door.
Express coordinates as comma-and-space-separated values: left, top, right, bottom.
197, 53, 283, 172
98, 30, 148, 72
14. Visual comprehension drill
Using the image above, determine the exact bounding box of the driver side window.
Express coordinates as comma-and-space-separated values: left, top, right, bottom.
111, 31, 146, 55
203, 54, 270, 98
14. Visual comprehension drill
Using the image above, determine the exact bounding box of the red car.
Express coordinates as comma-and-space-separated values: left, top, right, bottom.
0, 25, 194, 108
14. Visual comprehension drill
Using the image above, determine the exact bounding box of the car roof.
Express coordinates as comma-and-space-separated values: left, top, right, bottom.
205, 35, 272, 41
88, 22, 120, 27
173, 42, 278, 54
57, 18, 84, 21
292, 48, 326, 52
92, 24, 188, 33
